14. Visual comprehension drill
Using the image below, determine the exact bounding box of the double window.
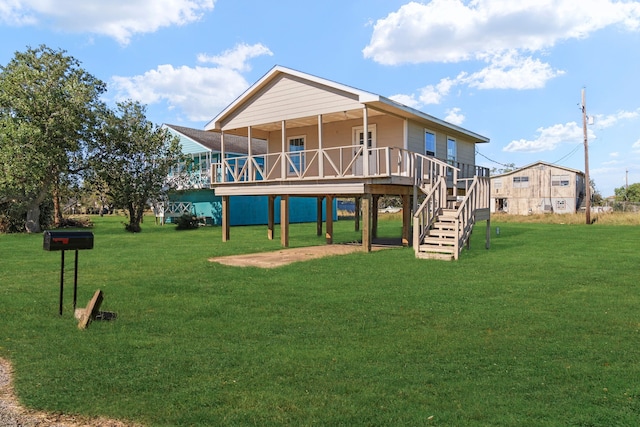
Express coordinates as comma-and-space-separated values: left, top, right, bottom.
513, 176, 529, 188
552, 175, 570, 186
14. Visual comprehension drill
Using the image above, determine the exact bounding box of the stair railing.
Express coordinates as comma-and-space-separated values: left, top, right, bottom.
413, 175, 447, 256
452, 175, 490, 259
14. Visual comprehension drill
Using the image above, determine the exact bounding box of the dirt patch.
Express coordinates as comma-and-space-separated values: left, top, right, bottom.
209, 243, 391, 268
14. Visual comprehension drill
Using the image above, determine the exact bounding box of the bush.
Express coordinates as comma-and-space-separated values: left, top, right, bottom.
175, 214, 199, 230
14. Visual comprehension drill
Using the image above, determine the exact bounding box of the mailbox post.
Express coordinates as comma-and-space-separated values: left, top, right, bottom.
43, 231, 94, 315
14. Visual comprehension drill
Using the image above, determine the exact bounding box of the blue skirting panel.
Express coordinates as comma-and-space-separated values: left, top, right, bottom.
167, 190, 337, 226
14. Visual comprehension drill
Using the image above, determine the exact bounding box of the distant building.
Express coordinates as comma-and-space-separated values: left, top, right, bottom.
490, 161, 585, 215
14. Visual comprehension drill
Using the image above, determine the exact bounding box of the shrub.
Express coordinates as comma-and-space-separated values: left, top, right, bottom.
175, 214, 199, 230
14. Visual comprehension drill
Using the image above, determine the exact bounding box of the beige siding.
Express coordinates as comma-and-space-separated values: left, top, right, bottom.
266, 116, 404, 152
407, 121, 424, 154
222, 75, 362, 129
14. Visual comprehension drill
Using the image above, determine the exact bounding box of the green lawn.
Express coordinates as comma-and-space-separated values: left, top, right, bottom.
1, 215, 639, 426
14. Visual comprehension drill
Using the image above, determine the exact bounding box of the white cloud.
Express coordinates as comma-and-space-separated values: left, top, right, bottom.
363, 0, 640, 65
633, 139, 640, 149
610, 152, 619, 157
445, 107, 465, 126
110, 43, 273, 122
197, 43, 272, 72
0, 0, 215, 45
461, 51, 565, 90
503, 121, 596, 153
365, 0, 639, 105
594, 109, 640, 128
389, 93, 419, 109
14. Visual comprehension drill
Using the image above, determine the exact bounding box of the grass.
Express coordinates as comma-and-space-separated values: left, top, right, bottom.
1, 214, 639, 426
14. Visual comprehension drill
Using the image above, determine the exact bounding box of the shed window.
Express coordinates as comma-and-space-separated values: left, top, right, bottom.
552, 175, 570, 186
513, 176, 529, 188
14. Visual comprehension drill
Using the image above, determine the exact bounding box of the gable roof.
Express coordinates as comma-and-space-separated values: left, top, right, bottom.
164, 124, 267, 155
491, 161, 584, 179
205, 65, 489, 144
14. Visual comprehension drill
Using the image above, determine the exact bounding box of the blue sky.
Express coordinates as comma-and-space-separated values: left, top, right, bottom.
2, 0, 640, 196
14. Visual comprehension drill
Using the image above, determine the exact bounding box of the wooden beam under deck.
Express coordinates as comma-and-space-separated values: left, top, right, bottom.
361, 194, 372, 252
325, 195, 333, 244
280, 195, 289, 247
222, 196, 230, 242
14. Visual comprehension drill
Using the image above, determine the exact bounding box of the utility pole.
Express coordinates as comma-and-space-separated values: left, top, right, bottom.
582, 88, 591, 225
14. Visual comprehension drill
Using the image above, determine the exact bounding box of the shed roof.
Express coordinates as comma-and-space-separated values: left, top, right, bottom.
164, 124, 267, 155
491, 161, 584, 178
205, 65, 489, 144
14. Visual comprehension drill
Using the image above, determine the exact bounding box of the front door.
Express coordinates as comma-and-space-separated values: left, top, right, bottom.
352, 125, 377, 176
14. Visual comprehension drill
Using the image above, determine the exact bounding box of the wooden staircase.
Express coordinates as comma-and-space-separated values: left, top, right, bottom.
416, 208, 460, 261
413, 170, 491, 261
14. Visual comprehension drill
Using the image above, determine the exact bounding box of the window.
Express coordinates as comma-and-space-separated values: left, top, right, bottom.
425, 130, 436, 156
552, 175, 570, 186
447, 137, 457, 165
288, 136, 305, 174
513, 176, 529, 188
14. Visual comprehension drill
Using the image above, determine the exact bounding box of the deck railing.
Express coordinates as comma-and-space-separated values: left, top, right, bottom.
210, 146, 475, 185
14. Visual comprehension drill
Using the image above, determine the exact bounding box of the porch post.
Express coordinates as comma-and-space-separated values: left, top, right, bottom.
318, 114, 324, 178
281, 120, 286, 179
363, 105, 369, 176
325, 195, 333, 244
372, 195, 379, 239
354, 196, 360, 231
222, 195, 230, 242
402, 194, 411, 247
247, 126, 253, 180
316, 196, 323, 236
280, 195, 289, 247
362, 193, 372, 252
267, 195, 275, 240
220, 132, 225, 183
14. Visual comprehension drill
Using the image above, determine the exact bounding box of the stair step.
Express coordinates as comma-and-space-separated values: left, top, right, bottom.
421, 238, 456, 247
429, 230, 457, 238
416, 251, 455, 261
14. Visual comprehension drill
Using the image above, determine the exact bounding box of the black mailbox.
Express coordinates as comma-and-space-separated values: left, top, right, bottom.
43, 230, 94, 251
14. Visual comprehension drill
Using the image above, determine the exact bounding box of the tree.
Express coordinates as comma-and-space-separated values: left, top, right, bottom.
490, 163, 516, 175
91, 101, 182, 232
614, 182, 640, 202
0, 45, 106, 232
590, 178, 603, 206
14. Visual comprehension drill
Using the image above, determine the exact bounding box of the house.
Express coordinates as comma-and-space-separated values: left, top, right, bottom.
163, 124, 335, 226
204, 66, 492, 260
490, 161, 586, 215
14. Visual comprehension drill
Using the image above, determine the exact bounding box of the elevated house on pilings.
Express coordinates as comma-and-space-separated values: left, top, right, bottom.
205, 66, 492, 260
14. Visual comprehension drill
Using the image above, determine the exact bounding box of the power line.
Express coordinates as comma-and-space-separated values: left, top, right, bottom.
550, 143, 582, 165
475, 148, 516, 169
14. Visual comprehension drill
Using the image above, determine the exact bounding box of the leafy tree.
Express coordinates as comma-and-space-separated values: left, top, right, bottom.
614, 182, 640, 202
91, 101, 182, 232
0, 45, 105, 232
490, 163, 516, 175
590, 178, 603, 205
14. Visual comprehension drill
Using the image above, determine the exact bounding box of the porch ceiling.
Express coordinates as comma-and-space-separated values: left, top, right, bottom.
220, 107, 386, 137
